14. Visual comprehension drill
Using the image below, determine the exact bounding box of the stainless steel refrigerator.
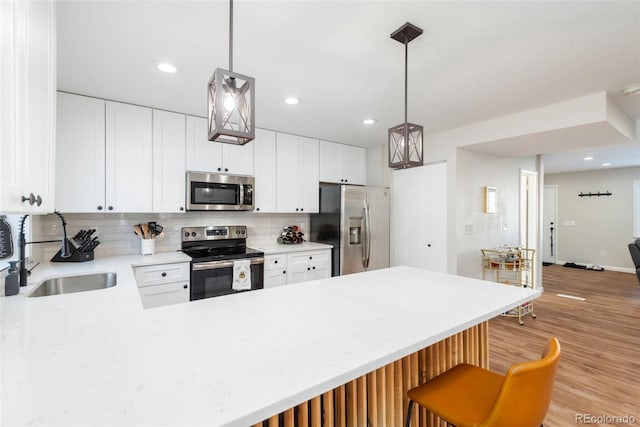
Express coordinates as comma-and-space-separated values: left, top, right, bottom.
310, 184, 389, 276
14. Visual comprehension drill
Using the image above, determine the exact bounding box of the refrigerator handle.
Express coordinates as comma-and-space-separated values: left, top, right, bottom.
361, 207, 367, 268
364, 200, 372, 269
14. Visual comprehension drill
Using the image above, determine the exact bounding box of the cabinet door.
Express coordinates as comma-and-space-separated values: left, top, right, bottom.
295, 136, 319, 213
253, 128, 277, 212
342, 145, 367, 185
55, 93, 106, 212
138, 281, 189, 309
185, 116, 223, 172
152, 110, 186, 213
264, 269, 288, 288
0, 0, 56, 213
275, 133, 299, 212
319, 140, 341, 183
222, 142, 254, 175
105, 101, 153, 212
391, 162, 447, 272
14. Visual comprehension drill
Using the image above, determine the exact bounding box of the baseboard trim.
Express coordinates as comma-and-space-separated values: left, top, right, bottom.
553, 260, 634, 274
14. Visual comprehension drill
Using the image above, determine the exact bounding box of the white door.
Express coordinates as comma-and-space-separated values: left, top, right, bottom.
105, 101, 153, 212
55, 93, 106, 212
152, 110, 186, 213
391, 162, 447, 272
253, 128, 277, 212
185, 116, 223, 172
275, 133, 298, 212
222, 142, 254, 175
342, 145, 367, 185
319, 140, 341, 183
542, 185, 557, 264
295, 136, 319, 213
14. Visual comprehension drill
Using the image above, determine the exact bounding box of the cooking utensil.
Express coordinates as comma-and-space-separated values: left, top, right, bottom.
133, 225, 144, 239
141, 223, 150, 239
0, 215, 14, 259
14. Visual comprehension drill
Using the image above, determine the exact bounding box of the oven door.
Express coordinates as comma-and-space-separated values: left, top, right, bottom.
190, 258, 264, 300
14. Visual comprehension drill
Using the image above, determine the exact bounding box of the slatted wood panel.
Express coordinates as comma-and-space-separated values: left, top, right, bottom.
254, 322, 489, 426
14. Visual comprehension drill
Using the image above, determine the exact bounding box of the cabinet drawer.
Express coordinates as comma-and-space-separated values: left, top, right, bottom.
287, 250, 330, 267
264, 254, 287, 271
138, 281, 189, 309
264, 269, 288, 288
134, 262, 190, 287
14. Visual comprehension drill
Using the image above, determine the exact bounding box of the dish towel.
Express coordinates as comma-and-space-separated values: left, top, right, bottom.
232, 259, 252, 291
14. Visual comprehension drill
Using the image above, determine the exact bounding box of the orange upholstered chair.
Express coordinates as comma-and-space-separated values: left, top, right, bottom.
405, 337, 561, 427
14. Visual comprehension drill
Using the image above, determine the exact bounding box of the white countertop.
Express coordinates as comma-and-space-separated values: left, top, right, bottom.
1, 257, 539, 427
250, 241, 332, 255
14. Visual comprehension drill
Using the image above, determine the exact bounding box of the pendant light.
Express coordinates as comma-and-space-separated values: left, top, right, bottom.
388, 22, 423, 169
208, 0, 255, 145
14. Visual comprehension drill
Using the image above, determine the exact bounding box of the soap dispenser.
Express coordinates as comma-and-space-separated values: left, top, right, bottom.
5, 261, 20, 296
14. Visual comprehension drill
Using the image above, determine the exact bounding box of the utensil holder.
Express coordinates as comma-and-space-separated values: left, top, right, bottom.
141, 239, 155, 255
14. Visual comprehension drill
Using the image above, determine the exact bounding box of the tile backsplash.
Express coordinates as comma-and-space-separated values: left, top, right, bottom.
31, 212, 309, 261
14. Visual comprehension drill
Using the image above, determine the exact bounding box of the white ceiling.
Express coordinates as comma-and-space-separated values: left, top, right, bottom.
57, 1, 640, 172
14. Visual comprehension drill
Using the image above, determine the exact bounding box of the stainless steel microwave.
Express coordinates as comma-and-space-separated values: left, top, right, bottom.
186, 172, 254, 211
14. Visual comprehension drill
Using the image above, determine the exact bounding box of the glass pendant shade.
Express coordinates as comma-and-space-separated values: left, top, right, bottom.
388, 122, 423, 169
208, 68, 255, 145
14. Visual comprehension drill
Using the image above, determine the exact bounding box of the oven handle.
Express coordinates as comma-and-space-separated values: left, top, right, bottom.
192, 257, 265, 271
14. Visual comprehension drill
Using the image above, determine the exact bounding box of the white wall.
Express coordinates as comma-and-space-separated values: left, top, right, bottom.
545, 166, 639, 271
456, 149, 538, 279
29, 212, 309, 262
366, 144, 390, 188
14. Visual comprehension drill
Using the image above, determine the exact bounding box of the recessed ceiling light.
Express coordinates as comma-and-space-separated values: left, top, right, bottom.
583, 156, 594, 161
285, 97, 300, 105
156, 62, 180, 73
621, 84, 640, 96
363, 118, 377, 125
601, 162, 612, 167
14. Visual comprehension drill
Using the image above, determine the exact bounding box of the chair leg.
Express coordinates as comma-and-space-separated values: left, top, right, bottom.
405, 400, 414, 427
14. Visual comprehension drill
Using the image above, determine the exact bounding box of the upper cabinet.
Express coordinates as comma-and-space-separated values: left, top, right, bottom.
105, 101, 153, 212
152, 110, 186, 213
253, 128, 277, 213
55, 93, 106, 213
319, 140, 367, 186
0, 0, 56, 213
185, 116, 254, 176
276, 133, 319, 213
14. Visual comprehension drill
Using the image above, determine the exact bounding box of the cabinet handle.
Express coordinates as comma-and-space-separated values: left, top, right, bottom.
295, 208, 299, 212
183, 284, 188, 289
340, 179, 344, 182
179, 207, 184, 211
283, 270, 286, 274
217, 167, 222, 172
345, 179, 348, 183
309, 256, 313, 260
307, 267, 311, 271
427, 244, 432, 247
300, 208, 304, 212
21, 193, 36, 205
161, 272, 167, 277
108, 206, 114, 211
256, 207, 260, 211
312, 266, 316, 270
274, 260, 278, 264
97, 205, 103, 211
35, 195, 42, 206
224, 168, 228, 172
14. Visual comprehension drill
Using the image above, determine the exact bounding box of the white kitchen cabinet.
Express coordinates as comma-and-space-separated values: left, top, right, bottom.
55, 93, 106, 213
391, 162, 448, 272
263, 254, 287, 288
134, 262, 190, 309
0, 0, 56, 214
286, 250, 331, 285
105, 101, 153, 212
152, 110, 186, 213
185, 116, 254, 176
319, 141, 367, 185
276, 133, 319, 213
253, 128, 277, 213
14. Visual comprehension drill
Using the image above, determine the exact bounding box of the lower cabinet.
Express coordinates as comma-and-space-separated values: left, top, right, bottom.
133, 262, 190, 309
264, 249, 331, 287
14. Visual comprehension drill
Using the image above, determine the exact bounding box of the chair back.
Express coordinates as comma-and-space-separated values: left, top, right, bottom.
480, 337, 561, 427
628, 239, 640, 282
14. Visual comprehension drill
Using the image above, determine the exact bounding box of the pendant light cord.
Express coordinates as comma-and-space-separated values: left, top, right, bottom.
229, 0, 233, 72
404, 36, 408, 124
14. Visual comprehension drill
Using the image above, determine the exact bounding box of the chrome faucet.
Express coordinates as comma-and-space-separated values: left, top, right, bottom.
18, 211, 71, 287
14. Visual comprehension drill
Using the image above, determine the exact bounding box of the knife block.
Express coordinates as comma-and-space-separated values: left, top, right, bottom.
50, 242, 94, 263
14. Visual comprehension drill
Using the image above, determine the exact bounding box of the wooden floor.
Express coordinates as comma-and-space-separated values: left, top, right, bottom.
489, 265, 640, 426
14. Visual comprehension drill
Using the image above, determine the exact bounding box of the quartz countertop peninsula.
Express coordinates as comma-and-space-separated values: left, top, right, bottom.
1, 257, 539, 426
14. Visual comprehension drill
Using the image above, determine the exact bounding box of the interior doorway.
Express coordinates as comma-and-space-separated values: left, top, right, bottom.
520, 169, 539, 287
542, 185, 558, 264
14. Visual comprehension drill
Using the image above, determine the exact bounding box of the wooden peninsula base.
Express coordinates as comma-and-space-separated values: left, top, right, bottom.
253, 321, 489, 427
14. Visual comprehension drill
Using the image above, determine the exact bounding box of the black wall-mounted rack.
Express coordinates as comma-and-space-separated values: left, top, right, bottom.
578, 191, 612, 197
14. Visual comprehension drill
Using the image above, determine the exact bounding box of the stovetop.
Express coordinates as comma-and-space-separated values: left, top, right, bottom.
181, 225, 263, 263
182, 246, 264, 263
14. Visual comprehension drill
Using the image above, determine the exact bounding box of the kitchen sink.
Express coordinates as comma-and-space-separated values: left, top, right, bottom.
27, 272, 117, 297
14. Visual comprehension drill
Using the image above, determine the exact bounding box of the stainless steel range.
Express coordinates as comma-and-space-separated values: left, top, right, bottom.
181, 225, 264, 300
